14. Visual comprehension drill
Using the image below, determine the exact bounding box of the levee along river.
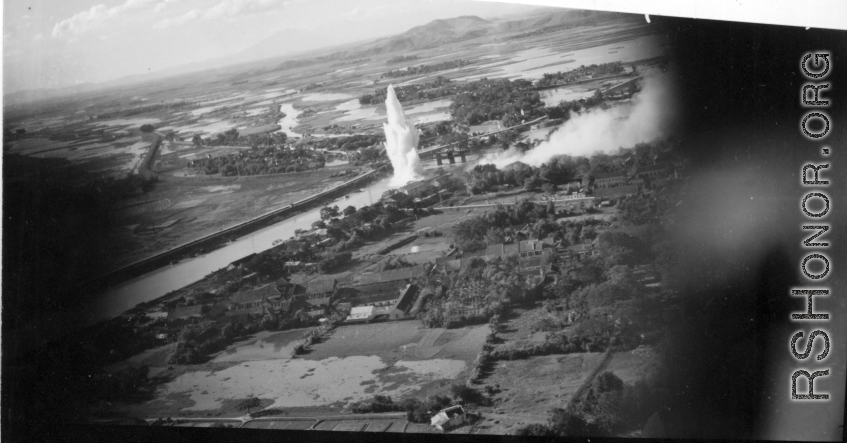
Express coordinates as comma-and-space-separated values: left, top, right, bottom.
85, 177, 395, 326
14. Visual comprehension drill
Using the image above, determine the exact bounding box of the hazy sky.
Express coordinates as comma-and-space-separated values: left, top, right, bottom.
3, 0, 534, 94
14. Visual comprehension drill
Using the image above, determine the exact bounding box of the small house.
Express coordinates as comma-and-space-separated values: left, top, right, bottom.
345, 306, 374, 323
430, 405, 466, 431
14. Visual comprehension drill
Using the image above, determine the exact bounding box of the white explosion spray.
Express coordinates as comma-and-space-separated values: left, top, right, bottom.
383, 84, 424, 186
474, 70, 679, 168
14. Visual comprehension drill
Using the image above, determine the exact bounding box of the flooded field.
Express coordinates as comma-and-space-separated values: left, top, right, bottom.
456, 34, 667, 82
158, 355, 466, 411
122, 322, 487, 417
302, 92, 356, 102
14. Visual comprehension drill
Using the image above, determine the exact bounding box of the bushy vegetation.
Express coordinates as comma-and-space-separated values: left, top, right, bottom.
464, 157, 588, 195
350, 394, 457, 423
450, 78, 544, 126
169, 324, 229, 365
298, 133, 385, 152
535, 62, 626, 88
317, 252, 352, 273
383, 59, 475, 79
570, 371, 661, 435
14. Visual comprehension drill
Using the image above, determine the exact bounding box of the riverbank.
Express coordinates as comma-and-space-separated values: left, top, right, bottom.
82, 169, 382, 295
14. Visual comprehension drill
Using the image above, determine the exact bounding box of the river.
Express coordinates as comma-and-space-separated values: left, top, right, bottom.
84, 103, 387, 325
86, 177, 395, 325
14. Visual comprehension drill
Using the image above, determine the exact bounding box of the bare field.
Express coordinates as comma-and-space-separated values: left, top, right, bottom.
303, 322, 488, 366
112, 322, 488, 419
301, 322, 428, 363
473, 353, 607, 435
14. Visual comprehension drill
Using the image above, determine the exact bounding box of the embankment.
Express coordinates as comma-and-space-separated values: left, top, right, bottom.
80, 169, 381, 293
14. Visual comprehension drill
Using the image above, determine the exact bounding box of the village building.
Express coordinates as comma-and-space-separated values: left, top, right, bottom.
228, 283, 289, 315
485, 239, 551, 259
430, 405, 466, 431
398, 180, 431, 198
300, 278, 337, 306
565, 237, 601, 259
345, 305, 375, 323
388, 285, 417, 320
593, 170, 630, 189
342, 284, 418, 323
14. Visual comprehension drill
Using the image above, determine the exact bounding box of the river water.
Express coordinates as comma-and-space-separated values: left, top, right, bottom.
85, 102, 392, 325
86, 178, 394, 325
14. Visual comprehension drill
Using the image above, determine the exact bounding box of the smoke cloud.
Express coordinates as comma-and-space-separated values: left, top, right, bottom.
474, 70, 680, 169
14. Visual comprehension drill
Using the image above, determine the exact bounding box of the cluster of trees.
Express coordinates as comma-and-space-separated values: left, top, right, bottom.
359, 75, 453, 104
382, 59, 475, 79
450, 78, 544, 126
451, 198, 564, 250
420, 253, 548, 329
464, 157, 591, 195
515, 407, 608, 437
317, 252, 352, 273
516, 371, 661, 436
309, 192, 441, 271
463, 142, 675, 197
195, 143, 327, 176
169, 323, 232, 365
298, 133, 385, 152
168, 305, 342, 365
572, 372, 661, 435
350, 387, 481, 423
351, 393, 454, 423
385, 55, 419, 64
291, 321, 338, 356
534, 62, 626, 88
93, 101, 190, 120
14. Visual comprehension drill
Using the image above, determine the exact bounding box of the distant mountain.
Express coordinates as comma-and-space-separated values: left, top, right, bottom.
357, 15, 491, 55
491, 8, 596, 33
4, 8, 617, 106
351, 9, 611, 57
231, 28, 355, 65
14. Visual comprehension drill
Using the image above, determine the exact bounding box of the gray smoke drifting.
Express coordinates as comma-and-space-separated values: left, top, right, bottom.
475, 70, 680, 168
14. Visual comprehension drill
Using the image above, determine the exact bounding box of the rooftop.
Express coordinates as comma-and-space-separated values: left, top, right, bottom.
594, 170, 628, 180
304, 278, 337, 294
230, 283, 281, 305
393, 285, 417, 313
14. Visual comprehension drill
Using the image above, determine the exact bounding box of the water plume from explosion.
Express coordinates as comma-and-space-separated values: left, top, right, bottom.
383, 84, 423, 186
474, 70, 680, 168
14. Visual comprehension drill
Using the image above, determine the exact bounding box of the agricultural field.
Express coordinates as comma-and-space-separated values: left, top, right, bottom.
113, 322, 489, 420
473, 352, 608, 434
